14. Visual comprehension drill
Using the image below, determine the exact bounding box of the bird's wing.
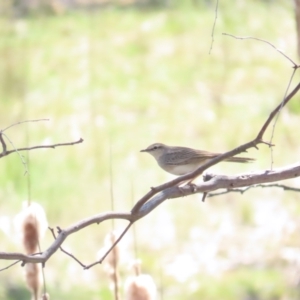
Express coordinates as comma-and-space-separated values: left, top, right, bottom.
163, 147, 219, 165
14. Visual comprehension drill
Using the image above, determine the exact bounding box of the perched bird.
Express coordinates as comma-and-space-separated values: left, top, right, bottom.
140, 143, 254, 176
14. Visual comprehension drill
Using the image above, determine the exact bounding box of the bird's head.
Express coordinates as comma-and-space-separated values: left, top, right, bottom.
140, 143, 167, 159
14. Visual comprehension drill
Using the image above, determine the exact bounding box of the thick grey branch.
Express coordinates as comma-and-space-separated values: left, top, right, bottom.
136, 163, 300, 215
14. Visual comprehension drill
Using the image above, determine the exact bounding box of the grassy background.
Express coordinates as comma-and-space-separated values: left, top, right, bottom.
1, 1, 300, 299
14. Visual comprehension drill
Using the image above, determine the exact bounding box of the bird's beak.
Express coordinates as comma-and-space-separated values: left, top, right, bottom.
140, 149, 146, 152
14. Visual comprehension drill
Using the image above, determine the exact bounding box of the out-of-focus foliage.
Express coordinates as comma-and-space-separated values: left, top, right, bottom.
0, 0, 299, 299
0, 0, 292, 17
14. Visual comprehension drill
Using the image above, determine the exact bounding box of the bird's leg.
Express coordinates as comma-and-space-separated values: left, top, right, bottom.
177, 177, 198, 195
179, 173, 211, 198
185, 173, 202, 192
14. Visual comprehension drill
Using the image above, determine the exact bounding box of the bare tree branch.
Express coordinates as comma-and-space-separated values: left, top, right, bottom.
49, 227, 86, 268
98, 222, 133, 264
84, 222, 133, 269
0, 137, 84, 159
1, 163, 300, 266
0, 212, 132, 263
256, 83, 300, 140
222, 33, 298, 66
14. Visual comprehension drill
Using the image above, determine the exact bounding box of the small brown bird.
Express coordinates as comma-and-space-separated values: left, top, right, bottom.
141, 143, 254, 176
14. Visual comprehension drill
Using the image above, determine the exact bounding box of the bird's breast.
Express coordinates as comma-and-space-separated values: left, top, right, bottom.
158, 162, 199, 176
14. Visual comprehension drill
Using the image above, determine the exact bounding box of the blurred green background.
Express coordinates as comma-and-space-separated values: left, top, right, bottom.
1, 0, 300, 299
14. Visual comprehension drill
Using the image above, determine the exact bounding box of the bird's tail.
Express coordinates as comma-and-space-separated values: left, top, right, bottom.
225, 156, 255, 163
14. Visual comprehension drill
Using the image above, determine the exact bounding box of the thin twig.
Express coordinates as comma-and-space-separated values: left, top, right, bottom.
2, 119, 50, 132
49, 227, 86, 268
209, 0, 219, 54
2, 132, 29, 174
222, 33, 298, 66
85, 222, 133, 269
263, 183, 300, 192
99, 222, 132, 263
24, 121, 32, 204
269, 68, 297, 169
0, 138, 84, 159
256, 81, 300, 140
208, 183, 300, 198
131, 180, 138, 259
37, 228, 47, 295
0, 260, 21, 271
111, 233, 120, 300
108, 142, 119, 300
109, 141, 115, 228
222, 35, 299, 169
